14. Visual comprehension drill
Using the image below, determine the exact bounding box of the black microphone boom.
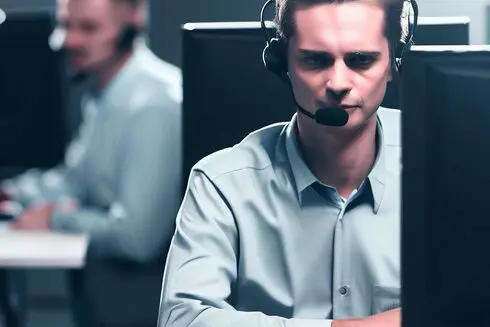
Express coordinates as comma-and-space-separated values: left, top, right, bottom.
295, 101, 349, 127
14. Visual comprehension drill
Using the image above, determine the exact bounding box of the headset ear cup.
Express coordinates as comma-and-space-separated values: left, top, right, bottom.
263, 38, 288, 77
117, 25, 138, 51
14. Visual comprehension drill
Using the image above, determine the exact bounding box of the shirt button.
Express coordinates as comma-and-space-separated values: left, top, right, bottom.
339, 286, 350, 296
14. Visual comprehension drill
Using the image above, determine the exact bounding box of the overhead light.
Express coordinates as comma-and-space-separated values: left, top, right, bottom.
0, 9, 5, 25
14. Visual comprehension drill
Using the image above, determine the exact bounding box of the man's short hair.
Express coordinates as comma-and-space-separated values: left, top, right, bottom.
112, 0, 145, 7
273, 0, 409, 57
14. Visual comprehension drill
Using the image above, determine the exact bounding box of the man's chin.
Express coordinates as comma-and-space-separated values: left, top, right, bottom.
68, 56, 95, 71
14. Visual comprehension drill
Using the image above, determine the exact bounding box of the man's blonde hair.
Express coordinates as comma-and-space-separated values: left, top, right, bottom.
274, 0, 408, 58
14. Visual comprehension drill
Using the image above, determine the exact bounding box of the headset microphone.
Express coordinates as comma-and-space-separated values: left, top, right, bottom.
296, 104, 349, 127
49, 26, 90, 83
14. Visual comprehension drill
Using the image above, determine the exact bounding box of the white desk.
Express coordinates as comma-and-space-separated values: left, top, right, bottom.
0, 223, 88, 268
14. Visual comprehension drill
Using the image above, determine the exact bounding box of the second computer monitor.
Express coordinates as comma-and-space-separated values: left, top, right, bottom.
0, 9, 65, 169
401, 45, 490, 327
382, 16, 470, 109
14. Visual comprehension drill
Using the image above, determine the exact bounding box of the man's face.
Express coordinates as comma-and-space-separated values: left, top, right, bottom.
287, 1, 392, 130
57, 0, 124, 72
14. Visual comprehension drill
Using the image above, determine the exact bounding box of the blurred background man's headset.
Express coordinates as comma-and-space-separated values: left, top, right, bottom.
260, 0, 419, 127
49, 22, 140, 83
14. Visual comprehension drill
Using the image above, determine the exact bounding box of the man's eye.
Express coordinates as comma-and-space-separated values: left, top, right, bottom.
344, 53, 377, 69
300, 55, 333, 69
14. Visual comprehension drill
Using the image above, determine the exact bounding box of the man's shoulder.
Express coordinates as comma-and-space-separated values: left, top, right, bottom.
125, 48, 182, 109
137, 53, 182, 91
192, 122, 289, 181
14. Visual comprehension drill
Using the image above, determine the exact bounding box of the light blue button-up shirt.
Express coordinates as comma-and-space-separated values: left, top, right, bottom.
159, 107, 402, 327
3, 41, 183, 263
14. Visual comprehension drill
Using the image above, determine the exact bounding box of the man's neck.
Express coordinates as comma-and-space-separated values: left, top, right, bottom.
95, 50, 134, 91
297, 115, 378, 199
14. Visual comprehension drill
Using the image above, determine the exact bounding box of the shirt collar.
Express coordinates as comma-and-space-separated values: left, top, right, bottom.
285, 114, 318, 198
285, 112, 387, 212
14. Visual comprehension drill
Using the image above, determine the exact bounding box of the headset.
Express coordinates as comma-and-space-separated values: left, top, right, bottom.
115, 24, 140, 52
260, 0, 419, 126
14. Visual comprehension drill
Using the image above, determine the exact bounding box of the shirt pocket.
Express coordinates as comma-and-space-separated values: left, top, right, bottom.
372, 284, 401, 314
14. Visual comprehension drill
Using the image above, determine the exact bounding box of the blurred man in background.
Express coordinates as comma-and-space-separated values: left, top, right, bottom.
0, 0, 182, 326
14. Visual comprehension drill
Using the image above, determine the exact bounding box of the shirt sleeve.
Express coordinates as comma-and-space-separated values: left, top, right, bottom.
1, 103, 92, 208
158, 169, 333, 327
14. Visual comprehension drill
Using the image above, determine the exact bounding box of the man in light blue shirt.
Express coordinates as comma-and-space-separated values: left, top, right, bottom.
1, 0, 182, 326
159, 0, 412, 326
2, 0, 182, 264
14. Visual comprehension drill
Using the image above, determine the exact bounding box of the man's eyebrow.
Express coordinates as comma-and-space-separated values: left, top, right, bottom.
346, 51, 382, 57
297, 49, 331, 56
297, 49, 382, 57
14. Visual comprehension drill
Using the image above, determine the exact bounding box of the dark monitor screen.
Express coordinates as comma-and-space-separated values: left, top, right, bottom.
401, 45, 490, 327
0, 9, 66, 169
382, 16, 470, 109
182, 22, 295, 186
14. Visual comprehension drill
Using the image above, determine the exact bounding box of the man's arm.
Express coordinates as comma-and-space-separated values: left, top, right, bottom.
1, 104, 92, 208
52, 99, 182, 263
158, 170, 335, 327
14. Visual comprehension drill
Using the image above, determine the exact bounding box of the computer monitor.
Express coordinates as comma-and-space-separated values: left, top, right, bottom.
182, 21, 295, 187
401, 45, 490, 327
382, 16, 470, 109
182, 18, 470, 187
0, 9, 66, 170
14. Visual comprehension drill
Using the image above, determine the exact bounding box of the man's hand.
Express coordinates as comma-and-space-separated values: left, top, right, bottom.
332, 308, 401, 327
363, 308, 401, 327
11, 204, 55, 230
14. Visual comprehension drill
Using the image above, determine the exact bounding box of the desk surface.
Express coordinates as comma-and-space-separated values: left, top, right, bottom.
0, 223, 88, 269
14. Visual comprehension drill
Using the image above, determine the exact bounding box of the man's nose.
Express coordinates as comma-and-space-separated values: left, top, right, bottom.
325, 63, 352, 101
63, 30, 84, 50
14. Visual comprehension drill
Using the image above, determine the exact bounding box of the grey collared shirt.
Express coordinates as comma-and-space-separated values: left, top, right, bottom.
159, 108, 402, 327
